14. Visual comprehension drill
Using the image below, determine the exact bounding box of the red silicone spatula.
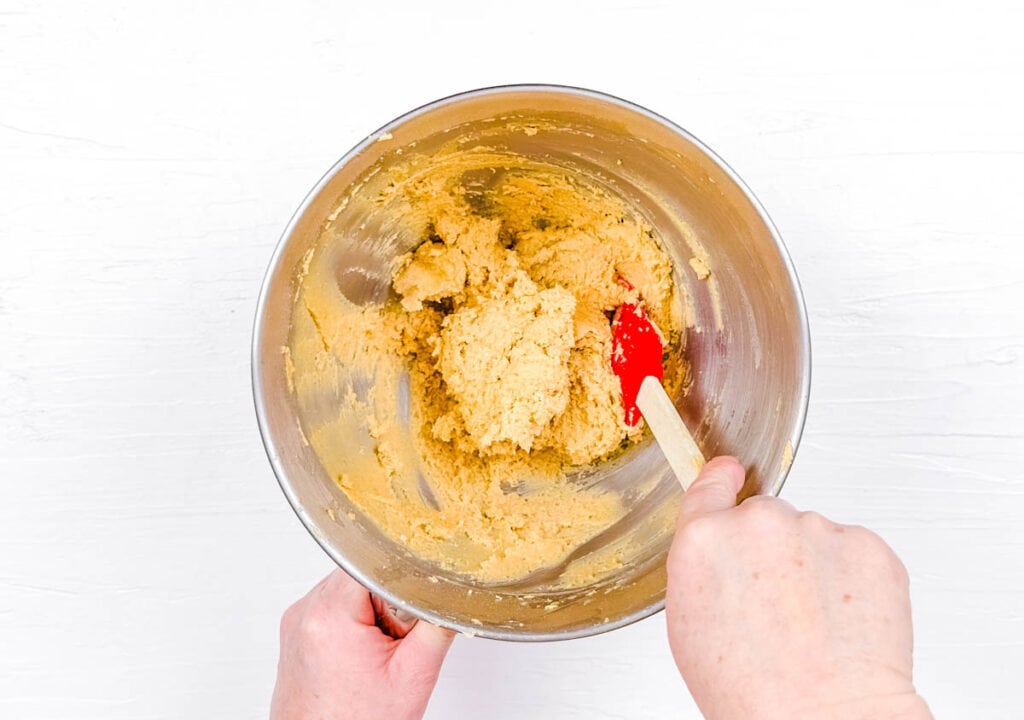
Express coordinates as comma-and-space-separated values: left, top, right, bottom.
612, 295, 705, 490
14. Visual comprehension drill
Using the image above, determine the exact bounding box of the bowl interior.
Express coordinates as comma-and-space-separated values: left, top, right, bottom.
254, 86, 809, 640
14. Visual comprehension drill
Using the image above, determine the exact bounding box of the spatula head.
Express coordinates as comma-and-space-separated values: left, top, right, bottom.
611, 301, 664, 427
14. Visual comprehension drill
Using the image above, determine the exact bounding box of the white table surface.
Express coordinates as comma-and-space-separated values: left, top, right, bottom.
2, 2, 1022, 718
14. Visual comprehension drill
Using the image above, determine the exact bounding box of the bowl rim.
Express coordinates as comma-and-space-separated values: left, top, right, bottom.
251, 83, 812, 642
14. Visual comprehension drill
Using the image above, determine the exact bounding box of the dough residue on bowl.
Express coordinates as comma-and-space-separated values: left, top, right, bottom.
289, 148, 686, 583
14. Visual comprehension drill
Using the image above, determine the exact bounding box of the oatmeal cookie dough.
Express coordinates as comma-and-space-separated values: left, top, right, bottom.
289, 148, 686, 583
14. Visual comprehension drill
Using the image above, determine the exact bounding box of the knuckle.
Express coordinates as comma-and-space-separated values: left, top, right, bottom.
799, 510, 837, 533
677, 515, 718, 547
671, 517, 720, 568
279, 601, 303, 639
849, 524, 888, 551
847, 525, 909, 584
282, 595, 334, 643
738, 495, 787, 529
889, 554, 911, 587
299, 601, 333, 639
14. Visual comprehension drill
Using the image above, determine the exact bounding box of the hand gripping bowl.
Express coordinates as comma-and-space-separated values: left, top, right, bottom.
253, 85, 810, 641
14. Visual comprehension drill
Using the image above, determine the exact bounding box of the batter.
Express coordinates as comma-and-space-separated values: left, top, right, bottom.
289, 148, 686, 583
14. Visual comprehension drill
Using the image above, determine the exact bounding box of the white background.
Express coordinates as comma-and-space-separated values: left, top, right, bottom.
2, 1, 1022, 718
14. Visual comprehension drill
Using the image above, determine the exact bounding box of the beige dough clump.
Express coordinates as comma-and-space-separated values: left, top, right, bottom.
688, 256, 711, 280
438, 276, 576, 451
392, 240, 467, 311
288, 148, 686, 583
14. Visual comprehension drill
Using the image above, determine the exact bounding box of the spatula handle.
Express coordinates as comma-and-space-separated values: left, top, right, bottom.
636, 375, 705, 491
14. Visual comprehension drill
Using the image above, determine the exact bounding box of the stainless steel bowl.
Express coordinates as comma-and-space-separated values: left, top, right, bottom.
253, 85, 810, 641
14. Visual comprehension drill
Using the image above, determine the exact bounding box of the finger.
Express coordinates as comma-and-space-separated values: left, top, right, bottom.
392, 619, 456, 680
677, 456, 745, 530
313, 568, 376, 626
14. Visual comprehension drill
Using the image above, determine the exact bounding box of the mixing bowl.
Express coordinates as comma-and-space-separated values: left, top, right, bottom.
253, 85, 810, 641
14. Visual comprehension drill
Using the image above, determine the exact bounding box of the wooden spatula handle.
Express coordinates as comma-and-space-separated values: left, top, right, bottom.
636, 375, 705, 490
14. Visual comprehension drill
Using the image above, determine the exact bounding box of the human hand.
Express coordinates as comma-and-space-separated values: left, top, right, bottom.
271, 568, 455, 720
666, 457, 932, 719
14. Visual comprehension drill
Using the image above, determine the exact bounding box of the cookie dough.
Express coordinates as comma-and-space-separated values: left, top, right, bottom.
437, 276, 576, 451
288, 147, 686, 583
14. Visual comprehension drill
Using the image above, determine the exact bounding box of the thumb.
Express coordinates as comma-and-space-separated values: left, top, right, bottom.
392, 619, 456, 682
677, 456, 745, 529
